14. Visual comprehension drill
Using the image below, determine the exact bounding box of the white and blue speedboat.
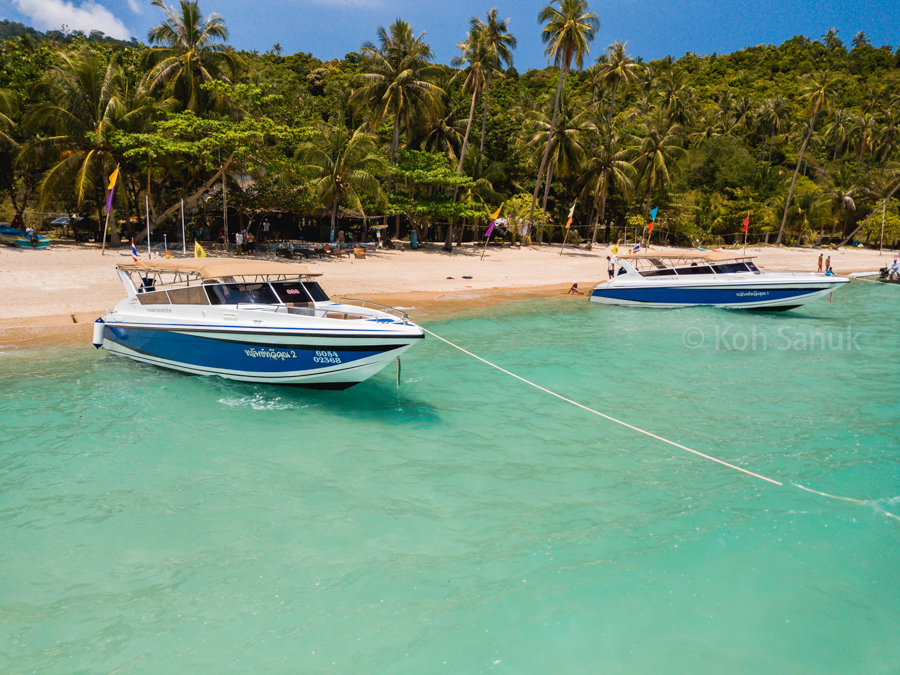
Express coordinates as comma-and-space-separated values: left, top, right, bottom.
591, 252, 848, 311
93, 259, 424, 389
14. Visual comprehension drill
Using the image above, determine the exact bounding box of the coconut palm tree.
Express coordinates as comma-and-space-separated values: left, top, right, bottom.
825, 166, 863, 241
23, 53, 168, 244
296, 124, 386, 242
597, 40, 638, 122
354, 19, 444, 168
776, 71, 837, 245
470, 8, 516, 152
580, 123, 634, 244
630, 112, 686, 216
851, 31, 870, 49
0, 89, 17, 147
528, 0, 599, 226
451, 28, 494, 196
144, 0, 238, 114
852, 113, 878, 173
821, 28, 840, 50
758, 96, 790, 169
876, 114, 900, 174
824, 108, 851, 165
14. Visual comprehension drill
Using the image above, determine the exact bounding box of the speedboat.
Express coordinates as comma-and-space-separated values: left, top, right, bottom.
590, 252, 848, 311
93, 259, 424, 389
0, 225, 50, 248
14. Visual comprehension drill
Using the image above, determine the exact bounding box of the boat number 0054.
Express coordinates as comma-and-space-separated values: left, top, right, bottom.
313, 350, 342, 364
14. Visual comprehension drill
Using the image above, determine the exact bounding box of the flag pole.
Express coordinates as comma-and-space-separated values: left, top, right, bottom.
481, 228, 491, 260
181, 199, 186, 255
146, 194, 151, 259
100, 163, 119, 256
559, 228, 569, 256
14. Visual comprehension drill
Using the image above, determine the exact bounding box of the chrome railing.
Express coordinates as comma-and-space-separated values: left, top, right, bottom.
337, 298, 410, 322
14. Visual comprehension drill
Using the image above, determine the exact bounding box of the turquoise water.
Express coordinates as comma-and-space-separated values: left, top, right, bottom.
2, 282, 899, 674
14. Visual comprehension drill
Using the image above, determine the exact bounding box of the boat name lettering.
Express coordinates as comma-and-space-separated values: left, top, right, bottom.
146, 307, 172, 312
313, 350, 342, 364
286, 288, 301, 295
244, 348, 297, 360
735, 291, 769, 297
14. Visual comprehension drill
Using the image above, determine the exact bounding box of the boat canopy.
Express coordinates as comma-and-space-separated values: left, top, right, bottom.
118, 259, 322, 280
616, 251, 753, 262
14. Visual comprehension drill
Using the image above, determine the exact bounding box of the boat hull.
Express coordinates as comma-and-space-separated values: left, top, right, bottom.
589, 279, 847, 310
101, 323, 420, 388
0, 233, 50, 248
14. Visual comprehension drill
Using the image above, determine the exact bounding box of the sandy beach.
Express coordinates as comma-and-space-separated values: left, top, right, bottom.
1, 240, 895, 346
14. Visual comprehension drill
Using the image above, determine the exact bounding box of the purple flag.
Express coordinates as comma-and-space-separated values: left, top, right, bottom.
105, 186, 115, 214
484, 221, 495, 238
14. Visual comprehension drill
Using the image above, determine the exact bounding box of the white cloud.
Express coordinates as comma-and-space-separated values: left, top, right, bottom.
126, 0, 142, 13
13, 0, 131, 39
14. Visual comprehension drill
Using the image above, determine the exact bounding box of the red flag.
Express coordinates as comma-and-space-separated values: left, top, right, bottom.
742, 216, 749, 232
647, 221, 654, 235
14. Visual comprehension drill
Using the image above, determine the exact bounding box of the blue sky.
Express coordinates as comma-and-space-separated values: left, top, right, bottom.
2, 0, 898, 70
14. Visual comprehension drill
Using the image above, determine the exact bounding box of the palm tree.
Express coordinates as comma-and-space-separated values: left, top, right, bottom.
825, 166, 863, 241
144, 0, 238, 114
528, 0, 599, 227
470, 8, 516, 152
852, 113, 878, 173
851, 31, 870, 49
580, 123, 634, 244
821, 28, 840, 50
451, 28, 494, 197
776, 71, 837, 245
597, 40, 637, 122
758, 96, 790, 169
630, 112, 686, 215
0, 89, 18, 148
824, 108, 851, 165
876, 115, 900, 174
296, 124, 386, 242
23, 53, 166, 244
354, 20, 444, 168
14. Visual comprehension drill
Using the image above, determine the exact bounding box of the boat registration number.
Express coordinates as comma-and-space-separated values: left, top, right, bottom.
313, 350, 342, 364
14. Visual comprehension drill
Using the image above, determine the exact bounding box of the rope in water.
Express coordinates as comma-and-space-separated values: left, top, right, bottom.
421, 327, 899, 522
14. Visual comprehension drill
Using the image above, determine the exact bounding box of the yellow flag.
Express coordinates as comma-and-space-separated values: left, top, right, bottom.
194, 240, 206, 258
610, 244, 619, 255
107, 167, 119, 191
491, 203, 503, 220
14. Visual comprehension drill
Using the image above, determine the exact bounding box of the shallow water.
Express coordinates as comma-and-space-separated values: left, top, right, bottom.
1, 281, 899, 674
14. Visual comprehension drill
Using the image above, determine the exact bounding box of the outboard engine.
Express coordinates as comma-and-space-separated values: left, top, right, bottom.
92, 318, 105, 348
25, 227, 39, 246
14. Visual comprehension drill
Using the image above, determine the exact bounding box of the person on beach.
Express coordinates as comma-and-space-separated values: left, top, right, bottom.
245, 231, 255, 255
818, 254, 823, 272
825, 255, 831, 272
235, 230, 243, 254
567, 282, 583, 295
607, 256, 615, 279
262, 219, 270, 241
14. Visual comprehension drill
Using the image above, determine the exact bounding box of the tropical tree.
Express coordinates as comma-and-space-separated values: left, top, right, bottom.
630, 112, 686, 215
296, 123, 386, 242
821, 28, 840, 50
597, 40, 638, 121
23, 52, 167, 244
825, 166, 863, 240
450, 27, 494, 197
528, 0, 599, 226
851, 31, 870, 49
354, 20, 444, 168
824, 108, 851, 164
470, 8, 516, 152
776, 71, 837, 245
580, 123, 634, 244
0, 89, 17, 147
144, 0, 239, 114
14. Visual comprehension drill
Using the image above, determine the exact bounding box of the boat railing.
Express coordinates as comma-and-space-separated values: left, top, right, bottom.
232, 302, 408, 323
337, 298, 410, 323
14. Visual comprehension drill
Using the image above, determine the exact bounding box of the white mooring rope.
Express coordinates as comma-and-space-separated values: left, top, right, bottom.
422, 327, 899, 522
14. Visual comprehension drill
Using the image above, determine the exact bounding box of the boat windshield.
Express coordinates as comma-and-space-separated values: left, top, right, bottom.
207, 283, 280, 305
268, 281, 330, 304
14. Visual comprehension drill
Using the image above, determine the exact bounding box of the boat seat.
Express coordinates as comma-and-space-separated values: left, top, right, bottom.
324, 312, 367, 320
285, 302, 313, 308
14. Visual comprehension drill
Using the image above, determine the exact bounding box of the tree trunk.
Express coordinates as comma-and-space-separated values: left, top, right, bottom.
443, 221, 454, 253
607, 79, 619, 122
541, 161, 554, 213
529, 65, 568, 239
330, 193, 338, 243
453, 82, 480, 203
590, 184, 607, 245
776, 107, 819, 245
479, 73, 490, 154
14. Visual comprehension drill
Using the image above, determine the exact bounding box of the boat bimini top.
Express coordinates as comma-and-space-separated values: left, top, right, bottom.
613, 251, 760, 277
117, 259, 322, 285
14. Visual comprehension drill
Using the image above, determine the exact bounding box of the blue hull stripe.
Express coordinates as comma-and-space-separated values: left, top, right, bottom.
104, 325, 402, 374
591, 286, 827, 305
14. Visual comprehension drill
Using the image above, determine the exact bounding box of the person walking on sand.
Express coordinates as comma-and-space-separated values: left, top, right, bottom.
817, 253, 823, 273
607, 256, 615, 279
